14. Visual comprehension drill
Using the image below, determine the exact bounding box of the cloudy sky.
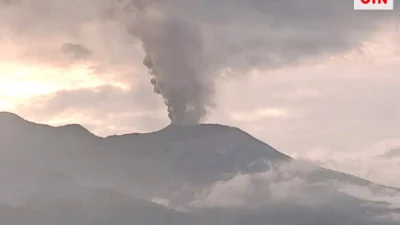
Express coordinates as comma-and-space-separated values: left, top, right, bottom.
1, 0, 400, 187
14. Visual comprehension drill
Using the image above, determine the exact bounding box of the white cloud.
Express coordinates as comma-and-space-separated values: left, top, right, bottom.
337, 183, 400, 209
188, 161, 317, 209
293, 138, 400, 188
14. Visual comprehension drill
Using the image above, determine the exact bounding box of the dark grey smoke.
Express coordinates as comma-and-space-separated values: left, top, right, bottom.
136, 13, 214, 124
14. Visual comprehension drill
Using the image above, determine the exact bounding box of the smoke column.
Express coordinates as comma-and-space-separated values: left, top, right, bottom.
132, 6, 214, 125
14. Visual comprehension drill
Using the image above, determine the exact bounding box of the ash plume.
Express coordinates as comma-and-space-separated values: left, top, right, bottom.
137, 14, 214, 125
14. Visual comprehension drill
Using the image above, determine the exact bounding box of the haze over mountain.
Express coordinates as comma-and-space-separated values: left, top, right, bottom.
0, 111, 400, 224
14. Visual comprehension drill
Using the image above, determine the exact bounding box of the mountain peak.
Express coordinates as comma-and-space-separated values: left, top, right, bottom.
154, 123, 240, 137
57, 123, 93, 136
0, 111, 25, 122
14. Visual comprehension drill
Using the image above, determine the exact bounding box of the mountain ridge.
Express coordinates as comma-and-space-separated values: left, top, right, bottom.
0, 111, 397, 190
1, 111, 400, 224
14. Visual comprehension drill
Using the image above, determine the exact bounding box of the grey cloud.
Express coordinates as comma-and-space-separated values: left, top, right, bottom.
0, 0, 18, 5
381, 147, 400, 158
22, 85, 161, 114
2, 0, 396, 64
168, 0, 399, 68
61, 43, 92, 59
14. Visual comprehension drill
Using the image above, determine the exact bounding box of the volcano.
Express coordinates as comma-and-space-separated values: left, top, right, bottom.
0, 111, 399, 225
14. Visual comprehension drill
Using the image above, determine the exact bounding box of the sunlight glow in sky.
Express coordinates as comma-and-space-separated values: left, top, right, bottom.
0, 61, 130, 111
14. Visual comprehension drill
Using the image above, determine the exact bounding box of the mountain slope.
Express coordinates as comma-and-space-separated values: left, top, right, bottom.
0, 187, 204, 225
1, 112, 400, 224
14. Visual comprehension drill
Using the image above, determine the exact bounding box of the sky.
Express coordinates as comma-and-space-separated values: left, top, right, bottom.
1, 0, 400, 188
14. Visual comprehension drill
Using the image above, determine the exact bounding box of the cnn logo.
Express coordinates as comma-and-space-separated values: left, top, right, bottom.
354, 0, 394, 10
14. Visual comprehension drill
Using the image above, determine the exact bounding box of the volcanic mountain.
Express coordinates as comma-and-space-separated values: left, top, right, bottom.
0, 111, 399, 225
